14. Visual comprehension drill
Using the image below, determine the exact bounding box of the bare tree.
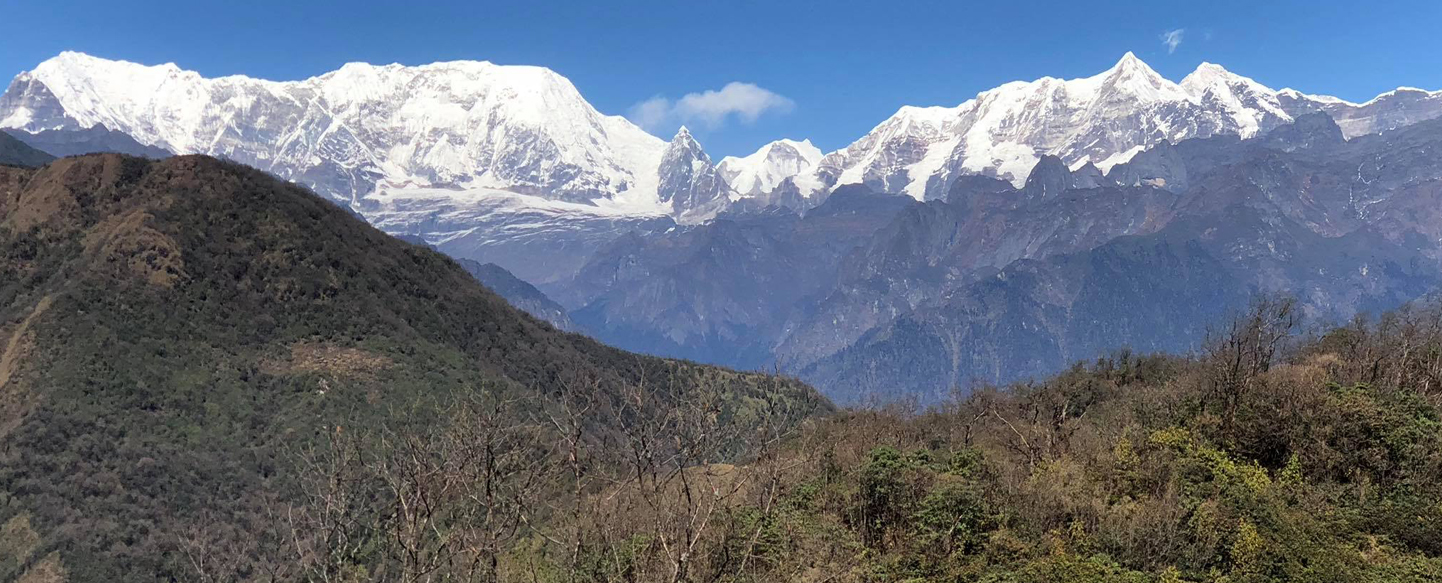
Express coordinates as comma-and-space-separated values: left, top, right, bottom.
599, 366, 752, 583
1203, 295, 1299, 437
287, 393, 550, 583
286, 425, 380, 583
533, 373, 602, 583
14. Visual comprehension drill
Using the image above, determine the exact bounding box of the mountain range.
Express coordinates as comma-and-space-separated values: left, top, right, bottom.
9, 52, 1439, 217
5, 51, 1442, 402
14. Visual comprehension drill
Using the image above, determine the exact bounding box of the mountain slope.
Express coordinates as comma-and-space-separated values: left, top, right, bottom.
566, 186, 917, 369
393, 232, 577, 330
0, 131, 53, 166
458, 259, 576, 331
556, 112, 1442, 403
0, 154, 825, 582
798, 115, 1442, 403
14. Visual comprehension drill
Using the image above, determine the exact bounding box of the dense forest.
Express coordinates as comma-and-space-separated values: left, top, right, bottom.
230, 297, 1442, 583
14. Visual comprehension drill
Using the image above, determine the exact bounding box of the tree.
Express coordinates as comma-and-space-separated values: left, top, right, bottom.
1203, 295, 1299, 438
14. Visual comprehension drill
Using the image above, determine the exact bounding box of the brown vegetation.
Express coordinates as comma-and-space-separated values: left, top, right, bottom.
265, 297, 1442, 582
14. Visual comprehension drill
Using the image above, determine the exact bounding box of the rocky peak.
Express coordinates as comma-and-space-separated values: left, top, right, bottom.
1070, 161, 1106, 189
1022, 155, 1075, 199
662, 126, 709, 163
657, 127, 729, 221
1263, 112, 1345, 151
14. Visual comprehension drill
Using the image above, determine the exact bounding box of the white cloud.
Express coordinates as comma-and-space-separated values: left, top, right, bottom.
628, 82, 795, 133
627, 96, 674, 133
1160, 28, 1185, 54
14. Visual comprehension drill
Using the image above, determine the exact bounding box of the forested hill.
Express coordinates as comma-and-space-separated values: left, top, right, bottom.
0, 154, 826, 582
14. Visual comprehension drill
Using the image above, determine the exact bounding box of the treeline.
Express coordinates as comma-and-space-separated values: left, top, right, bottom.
188, 296, 1442, 582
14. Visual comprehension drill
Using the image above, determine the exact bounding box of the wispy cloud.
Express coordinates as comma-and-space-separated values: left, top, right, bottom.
1160, 28, 1186, 54
628, 82, 795, 133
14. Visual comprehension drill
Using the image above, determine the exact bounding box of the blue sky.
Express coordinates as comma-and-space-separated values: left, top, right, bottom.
5, 0, 1442, 158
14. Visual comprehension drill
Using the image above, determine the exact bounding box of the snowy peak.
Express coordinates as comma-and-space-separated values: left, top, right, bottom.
1091, 51, 1187, 103
717, 138, 823, 197
656, 126, 730, 221
1179, 62, 1290, 135
667, 125, 706, 157
762, 138, 822, 163
0, 51, 680, 216
786, 51, 1442, 203
1108, 51, 1157, 77
1180, 62, 1246, 94
802, 52, 1209, 201
8, 51, 1442, 227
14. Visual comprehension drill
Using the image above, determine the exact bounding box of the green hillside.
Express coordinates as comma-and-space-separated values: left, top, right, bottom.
0, 154, 827, 582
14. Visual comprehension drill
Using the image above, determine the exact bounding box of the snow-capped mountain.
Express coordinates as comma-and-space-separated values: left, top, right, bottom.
753, 53, 1442, 203
1278, 86, 1442, 139
656, 127, 732, 222
8, 51, 1441, 220
5, 50, 1442, 288
717, 139, 823, 198
0, 51, 686, 215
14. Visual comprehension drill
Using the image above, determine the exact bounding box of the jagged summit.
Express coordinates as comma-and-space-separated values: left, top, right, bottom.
657, 125, 730, 221
669, 125, 701, 149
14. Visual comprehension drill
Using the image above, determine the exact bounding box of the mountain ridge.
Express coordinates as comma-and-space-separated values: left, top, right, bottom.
787, 53, 1442, 204
6, 51, 1441, 225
